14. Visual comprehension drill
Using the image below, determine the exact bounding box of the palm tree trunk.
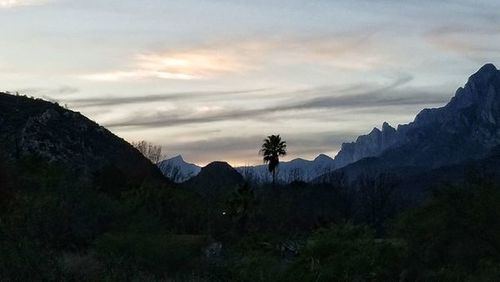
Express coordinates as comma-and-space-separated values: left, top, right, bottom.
272, 169, 276, 185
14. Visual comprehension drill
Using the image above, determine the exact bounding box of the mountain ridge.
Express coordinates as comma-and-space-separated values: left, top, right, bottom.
158, 63, 500, 184
317, 63, 500, 183
0, 92, 166, 184
158, 154, 336, 184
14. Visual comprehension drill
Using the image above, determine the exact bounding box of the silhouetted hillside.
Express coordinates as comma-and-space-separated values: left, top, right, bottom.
183, 161, 244, 197
0, 93, 165, 183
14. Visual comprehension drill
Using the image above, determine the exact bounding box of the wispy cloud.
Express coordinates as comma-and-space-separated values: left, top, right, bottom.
18, 86, 79, 97
80, 30, 389, 82
56, 88, 268, 107
425, 25, 500, 61
103, 76, 449, 129
80, 49, 251, 81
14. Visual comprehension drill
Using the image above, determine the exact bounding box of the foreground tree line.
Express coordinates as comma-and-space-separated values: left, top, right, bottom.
1, 151, 500, 281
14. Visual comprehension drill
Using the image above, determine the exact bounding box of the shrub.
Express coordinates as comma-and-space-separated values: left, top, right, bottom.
95, 232, 207, 277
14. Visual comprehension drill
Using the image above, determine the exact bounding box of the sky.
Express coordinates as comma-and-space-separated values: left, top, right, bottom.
1, 0, 500, 166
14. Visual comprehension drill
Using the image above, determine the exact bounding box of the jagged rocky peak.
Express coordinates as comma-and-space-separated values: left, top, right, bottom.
382, 121, 396, 133
366, 127, 381, 136
469, 63, 498, 85
363, 122, 396, 140
449, 63, 499, 108
331, 63, 500, 174
411, 64, 500, 128
333, 122, 398, 169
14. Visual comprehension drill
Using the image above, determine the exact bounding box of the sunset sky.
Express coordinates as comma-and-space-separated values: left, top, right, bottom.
1, 0, 499, 165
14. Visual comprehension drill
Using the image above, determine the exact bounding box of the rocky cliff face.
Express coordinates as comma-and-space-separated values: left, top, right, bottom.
386, 63, 500, 168
332, 63, 500, 170
334, 122, 398, 169
0, 93, 165, 182
318, 63, 500, 186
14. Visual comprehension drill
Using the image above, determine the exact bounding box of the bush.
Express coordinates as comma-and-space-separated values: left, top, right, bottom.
394, 180, 500, 280
283, 224, 404, 282
95, 232, 207, 277
0, 232, 62, 281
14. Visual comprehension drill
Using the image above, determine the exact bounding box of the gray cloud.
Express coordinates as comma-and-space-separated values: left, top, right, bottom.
105, 76, 449, 129
425, 25, 500, 61
17, 86, 79, 97
55, 88, 269, 108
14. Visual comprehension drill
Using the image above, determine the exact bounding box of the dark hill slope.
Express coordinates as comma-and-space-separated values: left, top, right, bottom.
183, 161, 244, 197
0, 93, 165, 182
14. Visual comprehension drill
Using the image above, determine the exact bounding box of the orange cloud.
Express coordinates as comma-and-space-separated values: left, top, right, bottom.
81, 49, 249, 81
81, 32, 390, 82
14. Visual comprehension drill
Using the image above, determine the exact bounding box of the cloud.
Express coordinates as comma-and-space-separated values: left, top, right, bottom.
104, 76, 449, 129
79, 30, 390, 82
56, 88, 268, 107
18, 86, 79, 97
0, 0, 49, 8
277, 31, 387, 70
80, 49, 251, 81
425, 25, 500, 61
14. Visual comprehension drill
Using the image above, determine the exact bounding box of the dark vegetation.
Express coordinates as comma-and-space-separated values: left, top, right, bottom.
2, 93, 500, 281
2, 153, 500, 281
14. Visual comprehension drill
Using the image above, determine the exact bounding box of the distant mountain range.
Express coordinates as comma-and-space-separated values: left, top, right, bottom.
158, 154, 336, 184
237, 154, 335, 183
159, 63, 500, 185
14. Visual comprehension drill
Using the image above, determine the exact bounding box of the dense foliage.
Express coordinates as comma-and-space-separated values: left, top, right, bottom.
1, 154, 500, 281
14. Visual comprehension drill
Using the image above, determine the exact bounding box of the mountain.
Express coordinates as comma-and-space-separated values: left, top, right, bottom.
158, 155, 201, 183
333, 122, 397, 169
158, 154, 336, 184
237, 154, 336, 184
318, 63, 500, 183
159, 64, 500, 186
183, 161, 244, 197
0, 92, 165, 183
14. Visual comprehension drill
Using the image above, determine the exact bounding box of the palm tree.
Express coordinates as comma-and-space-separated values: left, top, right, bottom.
260, 134, 287, 184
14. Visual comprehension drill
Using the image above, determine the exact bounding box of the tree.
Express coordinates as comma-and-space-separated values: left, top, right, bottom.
260, 135, 287, 184
132, 141, 163, 164
392, 172, 500, 281
357, 173, 400, 235
227, 183, 256, 234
